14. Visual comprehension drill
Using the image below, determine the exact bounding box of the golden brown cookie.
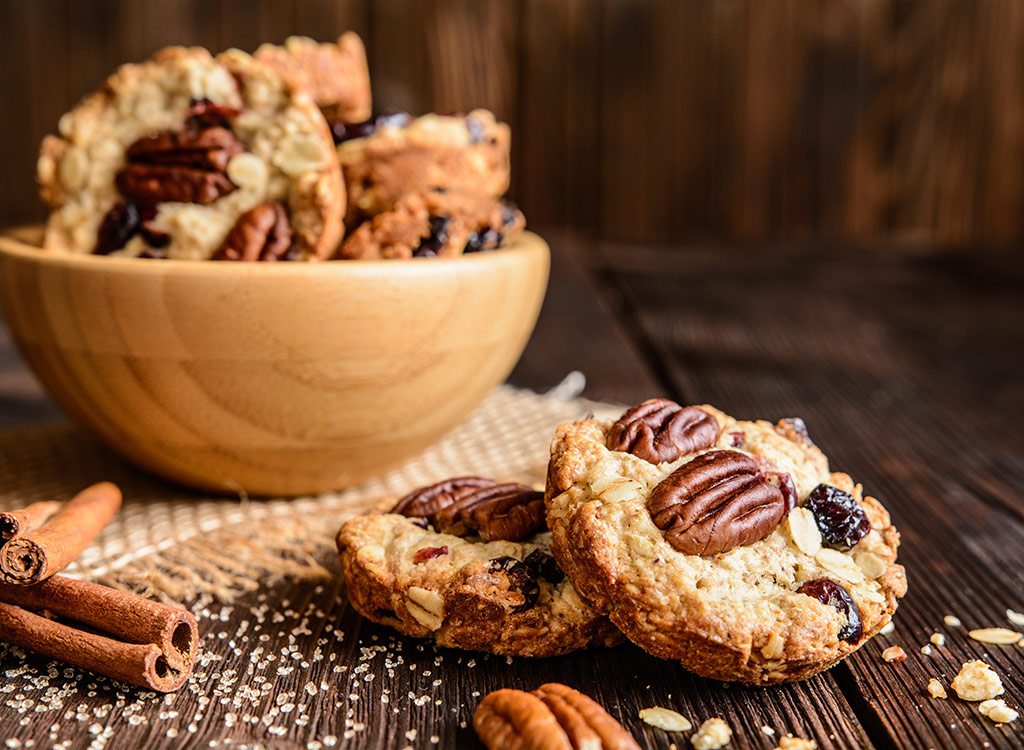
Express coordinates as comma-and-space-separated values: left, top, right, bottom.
254, 33, 371, 124
336, 512, 622, 658
37, 46, 343, 260
545, 400, 907, 684
335, 109, 510, 226
337, 191, 525, 259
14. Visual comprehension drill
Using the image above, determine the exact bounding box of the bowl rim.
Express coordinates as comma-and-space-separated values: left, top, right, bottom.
0, 225, 548, 276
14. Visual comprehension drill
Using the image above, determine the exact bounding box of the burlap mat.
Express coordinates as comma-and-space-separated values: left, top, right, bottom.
0, 376, 619, 604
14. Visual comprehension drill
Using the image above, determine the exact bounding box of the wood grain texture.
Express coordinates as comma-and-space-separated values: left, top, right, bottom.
4, 0, 1024, 244
0, 229, 549, 496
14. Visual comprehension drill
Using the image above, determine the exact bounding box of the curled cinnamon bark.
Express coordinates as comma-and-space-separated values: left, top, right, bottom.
0, 482, 122, 584
0, 500, 60, 539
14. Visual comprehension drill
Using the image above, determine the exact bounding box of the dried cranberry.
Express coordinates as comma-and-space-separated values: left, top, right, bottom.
797, 578, 863, 642
728, 431, 745, 448
330, 110, 411, 144
779, 417, 815, 446
414, 216, 450, 258
500, 203, 519, 226
137, 247, 167, 260
94, 201, 140, 254
488, 556, 539, 612
523, 549, 564, 584
186, 98, 241, 130
413, 546, 448, 564
465, 116, 485, 144
806, 484, 871, 548
464, 227, 500, 254
765, 472, 798, 512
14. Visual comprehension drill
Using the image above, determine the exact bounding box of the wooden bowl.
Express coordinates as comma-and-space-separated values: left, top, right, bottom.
0, 226, 549, 496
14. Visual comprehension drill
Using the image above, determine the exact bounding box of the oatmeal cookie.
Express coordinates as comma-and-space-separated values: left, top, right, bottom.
37, 46, 343, 260
254, 32, 371, 124
335, 109, 510, 226
545, 399, 907, 684
336, 512, 621, 657
337, 191, 525, 259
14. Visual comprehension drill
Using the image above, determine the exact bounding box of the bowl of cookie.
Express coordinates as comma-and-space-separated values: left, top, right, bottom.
0, 37, 548, 496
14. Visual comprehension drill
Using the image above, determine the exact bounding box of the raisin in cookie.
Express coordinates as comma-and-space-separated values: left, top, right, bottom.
38, 46, 343, 260
545, 399, 907, 684
254, 33, 371, 124
336, 478, 622, 657
338, 191, 525, 259
335, 109, 510, 226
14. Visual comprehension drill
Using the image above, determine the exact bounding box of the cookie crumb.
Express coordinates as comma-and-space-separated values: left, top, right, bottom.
639, 707, 692, 732
929, 633, 945, 647
920, 645, 933, 656
775, 737, 817, 750
951, 660, 1004, 701
968, 628, 1022, 645
927, 679, 947, 699
881, 646, 906, 663
944, 615, 962, 628
879, 621, 895, 636
761, 726, 776, 736
1007, 609, 1024, 628
691, 718, 732, 749
979, 699, 1019, 724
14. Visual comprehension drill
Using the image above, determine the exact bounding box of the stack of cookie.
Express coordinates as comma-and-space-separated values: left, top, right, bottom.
336, 398, 908, 685
36, 34, 523, 262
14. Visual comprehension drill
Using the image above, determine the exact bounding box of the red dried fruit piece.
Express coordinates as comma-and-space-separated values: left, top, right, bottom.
413, 546, 448, 564
806, 484, 871, 548
765, 472, 799, 512
523, 549, 564, 584
797, 577, 863, 642
608, 399, 720, 464
94, 200, 140, 254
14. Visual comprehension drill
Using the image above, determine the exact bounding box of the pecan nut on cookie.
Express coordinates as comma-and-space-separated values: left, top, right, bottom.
336, 477, 622, 657
334, 109, 510, 227
544, 399, 907, 684
38, 46, 343, 260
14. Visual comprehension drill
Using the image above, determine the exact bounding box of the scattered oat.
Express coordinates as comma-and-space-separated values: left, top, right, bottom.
639, 707, 692, 732
691, 718, 732, 750
761, 726, 776, 736
927, 679, 947, 699
879, 621, 895, 636
968, 628, 1022, 645
775, 737, 817, 750
944, 615, 962, 628
979, 699, 1019, 724
881, 646, 906, 663
1007, 609, 1024, 628
951, 660, 1004, 701
920, 645, 933, 656
786, 508, 822, 556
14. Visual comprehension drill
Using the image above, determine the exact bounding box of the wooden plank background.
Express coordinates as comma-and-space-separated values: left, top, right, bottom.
1, 0, 1024, 245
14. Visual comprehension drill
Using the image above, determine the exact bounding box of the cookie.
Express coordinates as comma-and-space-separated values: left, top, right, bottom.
335, 109, 510, 226
335, 478, 622, 657
254, 33, 371, 124
544, 399, 907, 684
337, 191, 525, 259
38, 46, 344, 260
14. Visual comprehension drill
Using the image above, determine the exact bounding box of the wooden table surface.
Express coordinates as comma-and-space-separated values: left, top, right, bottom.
1, 231, 1022, 749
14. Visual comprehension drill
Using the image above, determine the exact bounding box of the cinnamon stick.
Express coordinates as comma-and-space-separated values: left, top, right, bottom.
0, 482, 121, 584
0, 602, 189, 692
0, 500, 61, 539
0, 577, 197, 672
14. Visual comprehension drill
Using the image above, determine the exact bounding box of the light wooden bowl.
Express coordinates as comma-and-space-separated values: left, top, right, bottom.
0, 226, 549, 496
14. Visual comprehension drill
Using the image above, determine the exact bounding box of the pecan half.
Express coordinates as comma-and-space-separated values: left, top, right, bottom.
391, 477, 498, 525
647, 450, 786, 555
608, 399, 720, 463
214, 202, 294, 262
473, 689, 573, 750
533, 683, 642, 750
433, 483, 545, 541
117, 127, 243, 205
473, 684, 640, 750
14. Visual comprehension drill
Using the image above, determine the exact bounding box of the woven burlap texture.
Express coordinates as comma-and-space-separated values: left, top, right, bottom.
0, 381, 619, 604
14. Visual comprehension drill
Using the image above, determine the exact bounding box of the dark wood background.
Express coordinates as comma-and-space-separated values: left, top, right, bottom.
2, 0, 1024, 245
